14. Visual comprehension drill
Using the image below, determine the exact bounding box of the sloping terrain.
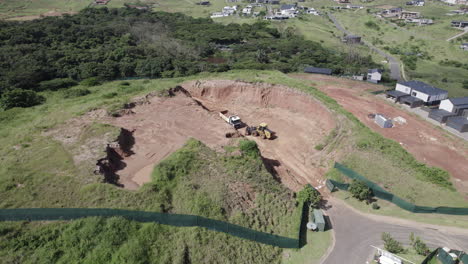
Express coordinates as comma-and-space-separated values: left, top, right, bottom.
106, 80, 338, 191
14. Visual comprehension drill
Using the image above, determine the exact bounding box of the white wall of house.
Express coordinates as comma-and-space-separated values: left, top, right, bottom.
368, 72, 382, 81
439, 99, 454, 112
395, 83, 411, 94
410, 90, 430, 101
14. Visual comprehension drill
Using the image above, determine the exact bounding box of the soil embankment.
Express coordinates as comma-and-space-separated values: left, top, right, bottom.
108, 80, 337, 190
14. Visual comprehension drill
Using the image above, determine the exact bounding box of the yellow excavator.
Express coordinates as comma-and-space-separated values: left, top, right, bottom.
245, 123, 274, 139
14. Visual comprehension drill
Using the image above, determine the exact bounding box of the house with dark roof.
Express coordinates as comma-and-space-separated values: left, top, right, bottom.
451, 20, 468, 28
367, 69, 382, 83
429, 97, 468, 124
386, 81, 448, 107
304, 67, 332, 75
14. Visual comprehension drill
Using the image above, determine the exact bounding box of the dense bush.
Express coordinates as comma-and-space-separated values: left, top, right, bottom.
348, 180, 372, 201
239, 139, 260, 157
382, 232, 404, 254
39, 78, 78, 91
0, 89, 45, 109
80, 77, 102, 87
0, 7, 379, 97
410, 233, 430, 256
297, 184, 322, 208
365, 21, 380, 30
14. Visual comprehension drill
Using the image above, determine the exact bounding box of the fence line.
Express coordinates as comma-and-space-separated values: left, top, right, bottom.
327, 163, 468, 215
0, 205, 305, 248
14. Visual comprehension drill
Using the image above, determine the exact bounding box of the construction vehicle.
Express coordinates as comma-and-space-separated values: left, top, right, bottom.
245, 123, 274, 139
219, 110, 242, 129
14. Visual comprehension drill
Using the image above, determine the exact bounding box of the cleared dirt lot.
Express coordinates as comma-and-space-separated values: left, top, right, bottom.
292, 74, 468, 194
108, 80, 337, 191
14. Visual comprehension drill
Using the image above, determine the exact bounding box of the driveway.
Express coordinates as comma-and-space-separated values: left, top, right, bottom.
322, 198, 468, 264
327, 13, 403, 81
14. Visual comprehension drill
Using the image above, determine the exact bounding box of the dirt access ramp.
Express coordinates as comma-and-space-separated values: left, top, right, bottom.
291, 74, 468, 194
107, 80, 337, 191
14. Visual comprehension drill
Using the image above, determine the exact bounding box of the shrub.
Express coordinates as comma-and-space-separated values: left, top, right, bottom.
314, 144, 324, 151
372, 203, 380, 210
382, 232, 404, 254
239, 140, 259, 157
39, 78, 78, 91
410, 233, 430, 256
463, 80, 468, 89
120, 81, 131, 86
102, 92, 118, 99
0, 89, 45, 109
80, 77, 102, 87
63, 88, 91, 98
348, 180, 372, 201
297, 185, 322, 208
364, 21, 380, 31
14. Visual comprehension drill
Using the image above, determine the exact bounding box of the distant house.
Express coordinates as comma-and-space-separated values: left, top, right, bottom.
430, 97, 468, 132
304, 67, 333, 75
280, 4, 297, 16
343, 35, 361, 44
460, 43, 468, 51
399, 11, 420, 19
405, 18, 434, 25
406, 0, 425, 6
197, 1, 211, 5
382, 7, 403, 17
451, 20, 468, 28
307, 8, 319, 15
267, 0, 280, 4
223, 6, 238, 14
94, 0, 110, 5
346, 4, 364, 9
337, 0, 351, 3
367, 69, 382, 83
440, 0, 468, 4
242, 5, 253, 14
211, 12, 229, 18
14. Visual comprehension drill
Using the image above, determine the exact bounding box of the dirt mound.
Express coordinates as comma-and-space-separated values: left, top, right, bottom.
107, 80, 338, 191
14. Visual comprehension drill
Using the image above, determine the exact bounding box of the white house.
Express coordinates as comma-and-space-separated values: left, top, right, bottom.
367, 69, 382, 83
242, 6, 252, 15
223, 6, 237, 14
280, 4, 297, 17
211, 12, 229, 18
440, 0, 467, 4
395, 80, 448, 105
439, 97, 468, 114
307, 8, 319, 15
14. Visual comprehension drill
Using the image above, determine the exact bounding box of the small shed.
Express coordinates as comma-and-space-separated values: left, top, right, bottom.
446, 116, 468, 133
304, 67, 332, 75
375, 114, 393, 128
312, 209, 326, 232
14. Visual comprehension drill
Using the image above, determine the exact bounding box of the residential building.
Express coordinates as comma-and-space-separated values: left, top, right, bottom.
211, 12, 229, 18
399, 11, 420, 19
381, 7, 403, 17
440, 0, 468, 5
280, 4, 297, 16
242, 5, 253, 14
304, 67, 333, 75
337, 0, 350, 3
405, 18, 434, 25
406, 0, 425, 6
460, 43, 468, 51
223, 6, 238, 14
94, 0, 110, 4
367, 69, 382, 83
307, 8, 319, 15
451, 20, 468, 28
386, 81, 448, 107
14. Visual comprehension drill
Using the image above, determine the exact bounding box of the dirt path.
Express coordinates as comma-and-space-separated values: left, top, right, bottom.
107, 80, 338, 191
291, 74, 468, 194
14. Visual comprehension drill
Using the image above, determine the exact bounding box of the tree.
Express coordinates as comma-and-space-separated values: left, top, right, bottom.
382, 232, 404, 254
297, 184, 322, 208
410, 233, 430, 256
463, 80, 468, 90
0, 89, 45, 109
348, 180, 372, 201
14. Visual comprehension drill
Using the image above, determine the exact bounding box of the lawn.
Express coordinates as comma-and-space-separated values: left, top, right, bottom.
283, 230, 333, 264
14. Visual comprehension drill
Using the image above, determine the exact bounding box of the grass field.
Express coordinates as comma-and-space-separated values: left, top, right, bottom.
283, 230, 332, 264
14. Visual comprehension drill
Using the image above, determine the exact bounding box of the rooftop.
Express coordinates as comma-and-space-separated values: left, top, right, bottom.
280, 4, 296, 10
304, 67, 332, 75
399, 80, 447, 95
449, 97, 468, 106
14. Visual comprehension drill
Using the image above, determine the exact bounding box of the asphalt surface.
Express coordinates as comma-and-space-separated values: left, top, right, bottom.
327, 13, 403, 82
321, 199, 468, 264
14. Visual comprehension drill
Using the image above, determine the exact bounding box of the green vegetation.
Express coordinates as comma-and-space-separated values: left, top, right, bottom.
382, 232, 405, 254
297, 185, 322, 208
0, 7, 378, 105
0, 89, 45, 110
410, 233, 430, 256
348, 180, 373, 202
283, 230, 332, 264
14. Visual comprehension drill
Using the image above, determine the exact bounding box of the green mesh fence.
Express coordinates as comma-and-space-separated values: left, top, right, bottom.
327, 163, 468, 215
422, 248, 468, 264
0, 208, 303, 248
421, 248, 439, 264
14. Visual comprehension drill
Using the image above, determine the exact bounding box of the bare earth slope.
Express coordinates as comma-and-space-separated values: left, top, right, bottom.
292, 74, 468, 194
107, 80, 337, 191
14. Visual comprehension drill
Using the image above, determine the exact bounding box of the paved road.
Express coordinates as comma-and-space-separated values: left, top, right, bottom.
321, 198, 468, 264
327, 13, 403, 82
447, 27, 468, 41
